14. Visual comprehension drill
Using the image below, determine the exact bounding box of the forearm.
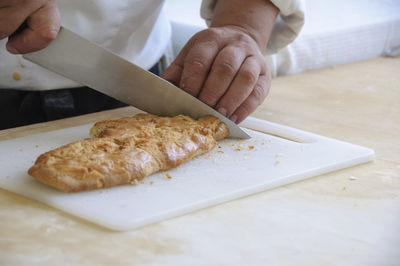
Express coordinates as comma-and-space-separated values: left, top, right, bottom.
210, 0, 279, 50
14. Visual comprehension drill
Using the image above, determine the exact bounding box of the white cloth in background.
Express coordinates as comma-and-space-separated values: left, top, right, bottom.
0, 0, 305, 91
268, 0, 400, 77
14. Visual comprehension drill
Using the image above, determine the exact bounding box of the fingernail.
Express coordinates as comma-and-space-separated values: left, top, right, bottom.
6, 45, 19, 54
218, 107, 227, 116
230, 115, 237, 123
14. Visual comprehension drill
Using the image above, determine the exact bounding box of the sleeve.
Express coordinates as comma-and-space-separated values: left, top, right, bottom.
200, 0, 305, 55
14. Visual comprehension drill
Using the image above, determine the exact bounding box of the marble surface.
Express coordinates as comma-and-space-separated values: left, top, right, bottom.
0, 57, 399, 265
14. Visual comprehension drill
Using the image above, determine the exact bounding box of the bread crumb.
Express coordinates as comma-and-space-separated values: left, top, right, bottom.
218, 145, 222, 148
150, 181, 154, 185
343, 186, 346, 190
19, 148, 23, 152
235, 144, 244, 151
248, 145, 254, 150
261, 142, 265, 145
130, 179, 139, 185
166, 173, 172, 179
349, 176, 358, 181
217, 150, 224, 153
35, 144, 39, 148
13, 72, 21, 81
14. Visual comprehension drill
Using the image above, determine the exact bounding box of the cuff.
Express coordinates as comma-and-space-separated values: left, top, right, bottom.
200, 0, 306, 54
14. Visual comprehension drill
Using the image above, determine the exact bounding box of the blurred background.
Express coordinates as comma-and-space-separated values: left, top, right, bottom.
165, 0, 400, 77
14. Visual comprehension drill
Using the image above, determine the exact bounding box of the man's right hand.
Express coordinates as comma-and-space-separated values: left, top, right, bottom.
0, 0, 60, 54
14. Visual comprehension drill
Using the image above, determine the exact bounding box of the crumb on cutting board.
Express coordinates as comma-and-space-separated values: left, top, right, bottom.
166, 173, 172, 179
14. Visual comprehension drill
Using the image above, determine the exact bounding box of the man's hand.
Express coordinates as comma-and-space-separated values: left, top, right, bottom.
162, 26, 271, 124
0, 0, 61, 54
162, 0, 278, 124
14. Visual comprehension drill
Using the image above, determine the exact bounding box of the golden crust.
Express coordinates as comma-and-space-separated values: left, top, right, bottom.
28, 114, 229, 192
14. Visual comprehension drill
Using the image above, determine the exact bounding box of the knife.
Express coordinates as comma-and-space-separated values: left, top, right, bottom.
23, 27, 250, 139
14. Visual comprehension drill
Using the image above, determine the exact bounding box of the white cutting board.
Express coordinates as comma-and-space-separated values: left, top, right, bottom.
0, 116, 374, 231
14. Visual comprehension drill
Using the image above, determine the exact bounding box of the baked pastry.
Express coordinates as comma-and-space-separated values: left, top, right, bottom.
28, 114, 229, 192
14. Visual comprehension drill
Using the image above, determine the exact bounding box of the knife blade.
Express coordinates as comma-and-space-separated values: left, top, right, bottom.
23, 27, 250, 139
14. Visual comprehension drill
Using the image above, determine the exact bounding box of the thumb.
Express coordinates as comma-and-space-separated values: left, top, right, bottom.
6, 2, 61, 54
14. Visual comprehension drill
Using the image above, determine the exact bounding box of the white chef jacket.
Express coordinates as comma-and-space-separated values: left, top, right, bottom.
0, 0, 305, 91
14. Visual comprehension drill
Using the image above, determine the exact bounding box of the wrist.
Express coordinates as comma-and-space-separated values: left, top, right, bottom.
210, 0, 279, 50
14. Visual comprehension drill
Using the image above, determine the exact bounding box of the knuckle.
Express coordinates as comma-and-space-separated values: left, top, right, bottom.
232, 32, 253, 48
241, 69, 258, 84
201, 27, 220, 40
185, 57, 209, 73
252, 83, 268, 101
200, 91, 220, 106
235, 33, 251, 44
194, 28, 220, 45
215, 61, 236, 76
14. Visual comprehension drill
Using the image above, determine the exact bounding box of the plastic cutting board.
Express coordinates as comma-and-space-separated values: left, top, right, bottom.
0, 116, 374, 231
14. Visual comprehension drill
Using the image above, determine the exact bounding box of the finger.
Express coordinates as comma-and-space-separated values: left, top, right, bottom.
160, 38, 195, 86
197, 46, 246, 110
216, 56, 261, 118
160, 60, 183, 86
179, 40, 219, 97
230, 73, 271, 124
0, 5, 31, 41
6, 2, 61, 54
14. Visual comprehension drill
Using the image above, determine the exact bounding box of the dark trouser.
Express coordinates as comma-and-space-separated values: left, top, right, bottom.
0, 63, 160, 130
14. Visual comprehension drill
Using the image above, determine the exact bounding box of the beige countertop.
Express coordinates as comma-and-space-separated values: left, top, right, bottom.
0, 57, 399, 266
